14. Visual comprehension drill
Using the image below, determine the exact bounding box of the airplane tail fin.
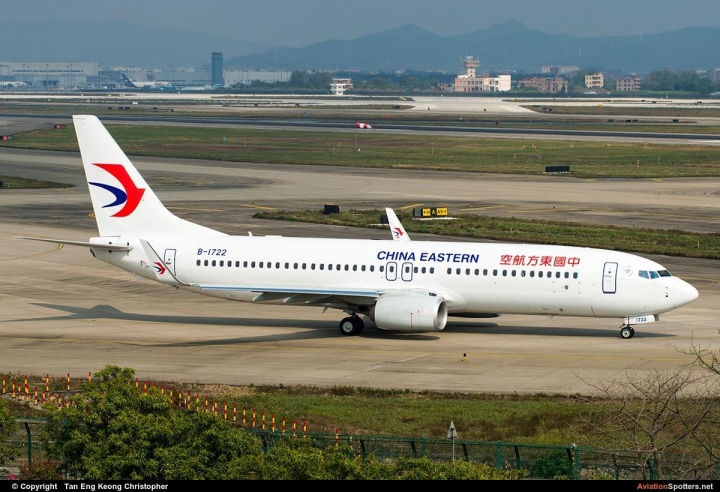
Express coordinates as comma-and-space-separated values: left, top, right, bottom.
121, 73, 137, 88
386, 207, 411, 242
72, 115, 225, 238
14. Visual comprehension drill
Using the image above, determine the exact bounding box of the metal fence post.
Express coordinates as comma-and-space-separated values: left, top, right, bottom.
24, 422, 32, 463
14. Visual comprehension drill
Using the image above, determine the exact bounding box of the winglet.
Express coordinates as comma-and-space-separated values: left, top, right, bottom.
386, 208, 411, 242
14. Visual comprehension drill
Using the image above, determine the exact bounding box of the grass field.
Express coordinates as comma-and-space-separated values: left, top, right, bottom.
254, 210, 720, 260
3, 123, 720, 178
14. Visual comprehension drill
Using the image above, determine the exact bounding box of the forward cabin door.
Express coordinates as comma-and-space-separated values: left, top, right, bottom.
602, 262, 618, 294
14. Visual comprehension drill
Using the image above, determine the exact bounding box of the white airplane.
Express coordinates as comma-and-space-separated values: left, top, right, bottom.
121, 73, 173, 90
0, 81, 27, 88
17, 115, 699, 339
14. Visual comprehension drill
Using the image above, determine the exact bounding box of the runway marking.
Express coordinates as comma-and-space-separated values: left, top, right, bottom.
457, 206, 505, 211
0, 233, 63, 261
398, 203, 423, 210
240, 204, 277, 210
168, 206, 225, 212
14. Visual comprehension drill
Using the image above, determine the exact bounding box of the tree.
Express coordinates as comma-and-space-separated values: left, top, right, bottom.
578, 370, 720, 479
40, 365, 262, 480
0, 399, 20, 468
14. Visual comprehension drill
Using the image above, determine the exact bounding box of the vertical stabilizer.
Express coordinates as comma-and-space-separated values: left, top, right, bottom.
386, 207, 411, 241
73, 115, 225, 238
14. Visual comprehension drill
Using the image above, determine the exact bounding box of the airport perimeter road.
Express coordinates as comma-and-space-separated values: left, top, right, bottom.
1, 149, 720, 394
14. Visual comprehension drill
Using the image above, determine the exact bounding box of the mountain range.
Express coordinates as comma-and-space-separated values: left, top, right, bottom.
1, 20, 718, 74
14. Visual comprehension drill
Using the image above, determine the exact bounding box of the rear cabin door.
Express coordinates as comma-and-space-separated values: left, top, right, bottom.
164, 249, 177, 276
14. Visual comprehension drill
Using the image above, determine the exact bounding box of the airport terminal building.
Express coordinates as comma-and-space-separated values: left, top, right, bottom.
0, 61, 100, 89
0, 60, 292, 90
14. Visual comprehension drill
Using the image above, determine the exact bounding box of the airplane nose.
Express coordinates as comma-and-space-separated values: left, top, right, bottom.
674, 280, 699, 308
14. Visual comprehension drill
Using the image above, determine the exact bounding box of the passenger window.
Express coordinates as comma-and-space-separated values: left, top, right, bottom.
267, 262, 271, 269
502, 270, 507, 277
539, 271, 543, 278
430, 267, 435, 274
380, 266, 385, 273
362, 265, 366, 272
293, 263, 298, 269
474, 269, 479, 275
228, 262, 232, 268
493, 269, 498, 276
311, 263, 315, 270
284, 262, 289, 269
456, 268, 461, 275
573, 272, 578, 279
204, 260, 209, 266
388, 265, 394, 273
196, 260, 201, 266
483, 269, 488, 276
354, 265, 358, 271
521, 270, 526, 277
258, 262, 262, 268
511, 270, 516, 277
555, 272, 561, 278
370, 266, 375, 272
447, 268, 452, 274
276, 262, 280, 269
236, 261, 241, 267
530, 271, 535, 277
564, 272, 569, 279
302, 263, 307, 270
320, 264, 325, 270
414, 267, 418, 273
336, 264, 341, 271
220, 261, 225, 267
422, 267, 427, 274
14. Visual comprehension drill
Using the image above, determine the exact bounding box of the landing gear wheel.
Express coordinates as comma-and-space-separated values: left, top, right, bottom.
339, 316, 364, 336
620, 326, 635, 339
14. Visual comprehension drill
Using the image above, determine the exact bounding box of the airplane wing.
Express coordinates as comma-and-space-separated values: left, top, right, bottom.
386, 207, 411, 241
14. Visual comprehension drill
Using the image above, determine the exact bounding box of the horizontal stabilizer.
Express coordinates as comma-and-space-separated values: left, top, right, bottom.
16, 236, 132, 251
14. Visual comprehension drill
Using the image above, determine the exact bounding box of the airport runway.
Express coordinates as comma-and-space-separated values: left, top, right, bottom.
2, 146, 720, 395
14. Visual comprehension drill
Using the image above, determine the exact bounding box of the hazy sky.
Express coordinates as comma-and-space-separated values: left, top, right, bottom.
4, 0, 720, 47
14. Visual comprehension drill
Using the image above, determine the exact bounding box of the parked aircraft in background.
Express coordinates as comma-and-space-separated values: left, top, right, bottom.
17, 115, 699, 339
0, 81, 27, 88
121, 73, 174, 90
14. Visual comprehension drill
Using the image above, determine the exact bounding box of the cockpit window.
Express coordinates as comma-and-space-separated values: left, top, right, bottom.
639, 269, 671, 280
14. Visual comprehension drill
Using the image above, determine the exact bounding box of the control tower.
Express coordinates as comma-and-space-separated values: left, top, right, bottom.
460, 55, 480, 77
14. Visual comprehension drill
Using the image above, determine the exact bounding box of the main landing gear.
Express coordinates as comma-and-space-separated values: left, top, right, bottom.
620, 325, 635, 339
339, 315, 364, 336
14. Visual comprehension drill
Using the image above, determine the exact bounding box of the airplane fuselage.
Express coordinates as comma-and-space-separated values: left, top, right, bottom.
90, 235, 693, 320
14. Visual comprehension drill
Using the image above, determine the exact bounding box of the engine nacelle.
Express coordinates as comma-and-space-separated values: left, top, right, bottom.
370, 293, 448, 332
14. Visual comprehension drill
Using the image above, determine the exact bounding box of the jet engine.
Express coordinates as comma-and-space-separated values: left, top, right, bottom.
370, 292, 448, 332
